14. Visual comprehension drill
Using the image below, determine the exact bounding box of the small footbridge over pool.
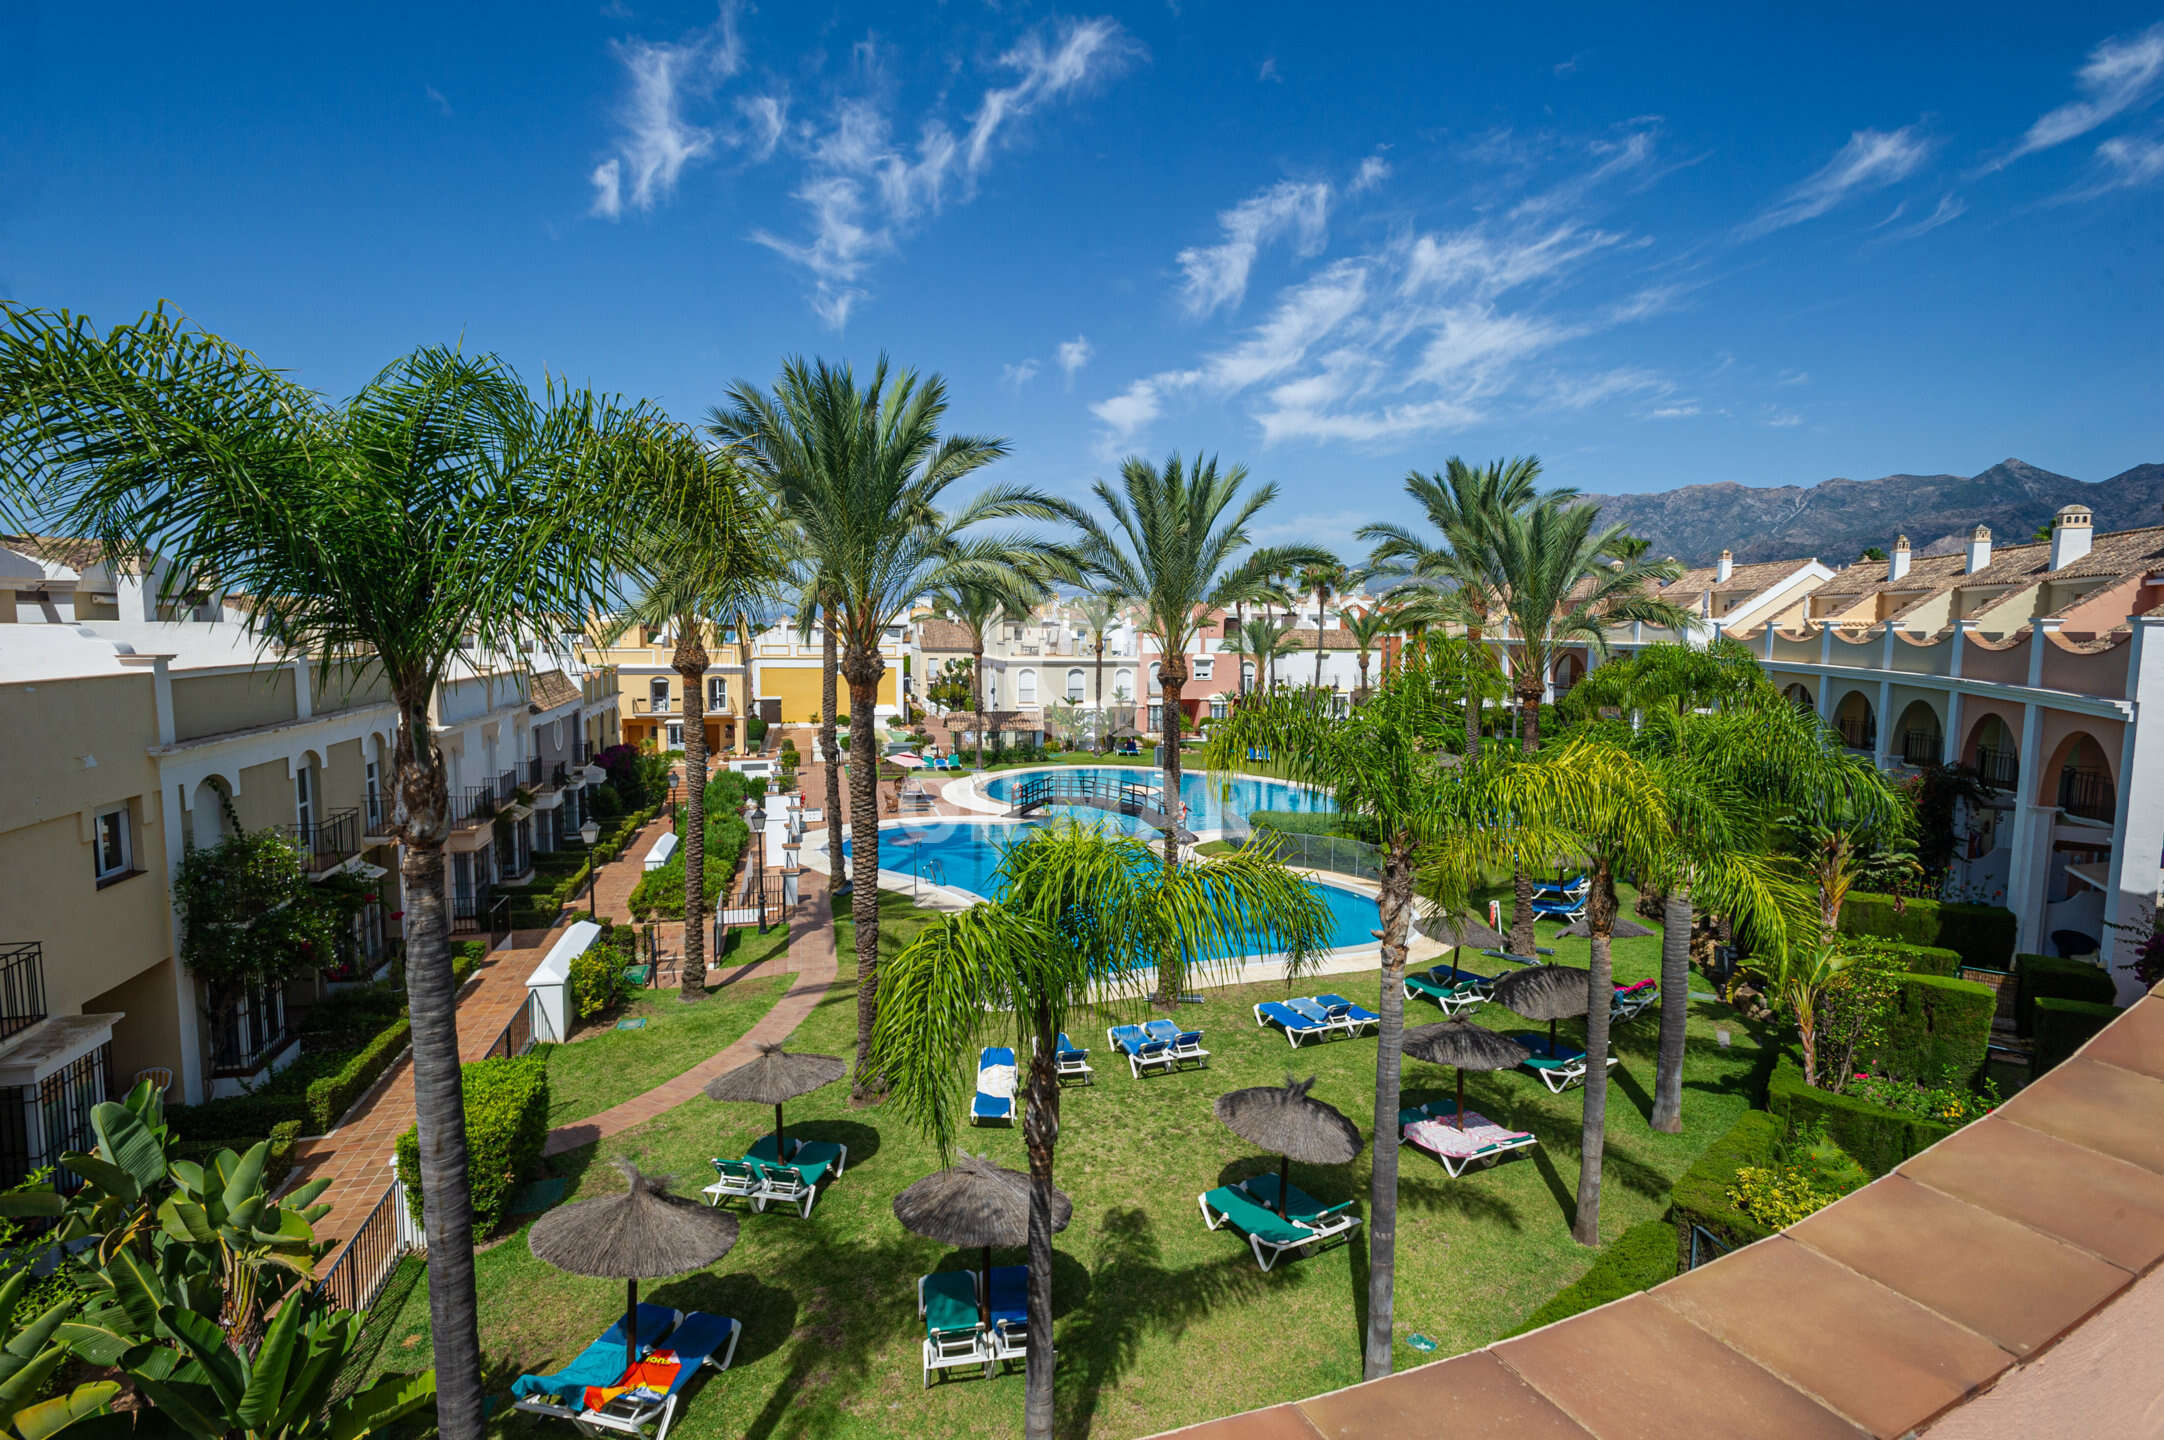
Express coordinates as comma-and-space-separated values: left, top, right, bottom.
1006, 770, 1177, 832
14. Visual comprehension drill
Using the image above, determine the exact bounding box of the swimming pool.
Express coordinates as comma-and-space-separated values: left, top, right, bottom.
843, 819, 1382, 951
977, 765, 1334, 834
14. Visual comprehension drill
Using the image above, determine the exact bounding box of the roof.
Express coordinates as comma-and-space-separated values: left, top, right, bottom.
1809, 549, 1969, 601
1955, 525, 2164, 590
0, 534, 123, 577
0, 619, 283, 683
916, 618, 977, 652
930, 709, 1043, 733
1274, 627, 1362, 651
1149, 982, 2164, 1440
528, 670, 581, 712
1663, 556, 1815, 598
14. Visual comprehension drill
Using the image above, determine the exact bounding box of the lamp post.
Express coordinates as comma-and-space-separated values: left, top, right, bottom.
581, 818, 601, 920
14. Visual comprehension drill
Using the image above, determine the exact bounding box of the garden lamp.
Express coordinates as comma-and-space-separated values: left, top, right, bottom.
581, 818, 601, 918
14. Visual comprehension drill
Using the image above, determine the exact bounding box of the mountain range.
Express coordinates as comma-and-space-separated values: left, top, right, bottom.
1589, 459, 2164, 568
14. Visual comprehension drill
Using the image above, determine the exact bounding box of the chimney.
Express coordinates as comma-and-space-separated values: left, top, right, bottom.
1716, 549, 1734, 583
1965, 525, 1992, 574
2049, 504, 2093, 569
1888, 535, 1911, 582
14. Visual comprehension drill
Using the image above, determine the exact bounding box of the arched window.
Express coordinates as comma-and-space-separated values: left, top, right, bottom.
1017, 668, 1038, 705
649, 676, 670, 713
1114, 668, 1135, 702
1066, 668, 1086, 702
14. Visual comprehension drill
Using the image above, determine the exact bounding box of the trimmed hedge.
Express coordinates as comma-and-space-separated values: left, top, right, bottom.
1837, 892, 2016, 970
1855, 940, 1962, 977
1249, 810, 1362, 840
1509, 1220, 1676, 1335
2033, 996, 2121, 1073
304, 1017, 411, 1132
2013, 953, 2118, 1037
1766, 1056, 1954, 1177
1870, 973, 1996, 1089
1670, 1110, 1783, 1264
396, 1052, 550, 1237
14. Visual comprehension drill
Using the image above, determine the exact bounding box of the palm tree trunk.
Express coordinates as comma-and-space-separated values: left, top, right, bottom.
1314, 592, 1328, 692
1093, 636, 1106, 752
844, 646, 886, 1101
391, 703, 484, 1439
1650, 888, 1691, 1133
674, 626, 710, 1001
1234, 602, 1247, 699
1574, 861, 1616, 1247
1463, 624, 1484, 759
1153, 652, 1189, 1006
1356, 653, 1370, 707
1364, 833, 1415, 1380
1508, 671, 1542, 956
822, 615, 845, 887
972, 635, 988, 769
1022, 1008, 1061, 1440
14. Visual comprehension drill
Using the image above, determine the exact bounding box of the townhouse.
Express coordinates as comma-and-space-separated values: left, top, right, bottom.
750, 614, 904, 728
584, 618, 756, 755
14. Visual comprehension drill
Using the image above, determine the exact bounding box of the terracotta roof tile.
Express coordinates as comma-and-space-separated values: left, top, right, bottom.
1296, 1351, 1592, 1440
0, 533, 118, 573
527, 670, 581, 711
916, 618, 977, 652
1958, 525, 2164, 588
1811, 551, 1969, 601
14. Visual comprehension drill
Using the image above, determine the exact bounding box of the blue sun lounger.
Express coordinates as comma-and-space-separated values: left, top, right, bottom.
1314, 994, 1380, 1036
1108, 1024, 1174, 1078
1143, 1018, 1210, 1068
973, 1046, 1017, 1125
1254, 999, 1336, 1047
514, 1306, 741, 1438
1509, 1032, 1620, 1093
512, 1305, 682, 1417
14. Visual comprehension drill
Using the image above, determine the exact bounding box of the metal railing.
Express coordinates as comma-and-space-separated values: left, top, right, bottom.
316, 1180, 420, 1314
209, 988, 287, 1074
363, 790, 387, 835
634, 697, 677, 715
0, 944, 48, 1042
2058, 767, 2116, 821
1900, 729, 1943, 766
279, 808, 361, 871
1836, 717, 1876, 752
525, 756, 545, 788
1974, 745, 2019, 790
1250, 826, 1382, 882
0, 1043, 109, 1191
496, 770, 519, 803
451, 787, 497, 827
451, 881, 495, 929
480, 991, 538, 1061
551, 761, 569, 789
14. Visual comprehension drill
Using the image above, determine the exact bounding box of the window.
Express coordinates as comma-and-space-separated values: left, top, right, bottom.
649, 677, 670, 713
666, 722, 684, 747
364, 760, 382, 832
1065, 668, 1085, 702
1148, 704, 1163, 733
1114, 668, 1134, 702
1193, 657, 1214, 681
1209, 696, 1229, 720
295, 765, 314, 834
708, 676, 728, 709
1016, 669, 1038, 705
94, 806, 133, 882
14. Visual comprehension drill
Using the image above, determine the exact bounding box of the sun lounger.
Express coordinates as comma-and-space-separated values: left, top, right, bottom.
919, 1270, 990, 1386
1531, 875, 1588, 900
1405, 964, 1494, 1016
1314, 994, 1380, 1036
1237, 1173, 1361, 1236
1282, 997, 1352, 1038
1398, 1103, 1539, 1178
1198, 1179, 1360, 1271
973, 1046, 1017, 1125
1143, 1018, 1210, 1069
1611, 979, 1657, 1022
1508, 1031, 1619, 1094
1529, 892, 1587, 923
510, 1304, 683, 1421
744, 1134, 849, 1176
1050, 1032, 1093, 1084
568, 1311, 741, 1440
1483, 947, 1553, 962
985, 1265, 1029, 1370
701, 1159, 762, 1208
1254, 999, 1337, 1047
1107, 1024, 1174, 1078
710, 1139, 846, 1218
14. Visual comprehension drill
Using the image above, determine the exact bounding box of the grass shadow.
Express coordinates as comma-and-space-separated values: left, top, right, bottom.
1529, 1144, 1576, 1230
647, 1272, 800, 1370
1611, 1065, 1655, 1125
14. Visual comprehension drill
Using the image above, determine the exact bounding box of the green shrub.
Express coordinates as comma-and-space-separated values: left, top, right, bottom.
452, 940, 489, 986
1249, 810, 1363, 840
2033, 996, 2120, 1072
1766, 1056, 1955, 1177
1508, 1219, 1675, 1334
1670, 1110, 1784, 1263
1835, 935, 1961, 977
569, 941, 623, 1021
395, 1053, 549, 1236
2013, 953, 2118, 1036
305, 1017, 412, 1132
1869, 973, 1996, 1088
1837, 892, 2016, 969
1845, 1071, 1998, 1126
746, 714, 768, 746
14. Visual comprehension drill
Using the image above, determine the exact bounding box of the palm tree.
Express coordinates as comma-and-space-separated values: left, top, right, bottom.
1484, 495, 1692, 954
1361, 458, 1553, 758
930, 576, 1048, 766
1074, 592, 1127, 749
1204, 649, 1539, 1378
0, 306, 649, 1439
1221, 614, 1298, 695
873, 823, 1333, 1439
1339, 605, 1397, 705
1068, 452, 1328, 1003
809, 579, 849, 887
712, 357, 1075, 1099
606, 424, 785, 1002
1297, 557, 1350, 692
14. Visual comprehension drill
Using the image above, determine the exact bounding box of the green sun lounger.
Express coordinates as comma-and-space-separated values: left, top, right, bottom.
1198, 1178, 1361, 1271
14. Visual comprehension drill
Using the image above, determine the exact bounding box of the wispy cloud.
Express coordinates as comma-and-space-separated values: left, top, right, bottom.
1765, 409, 1803, 428
1057, 335, 1093, 386
588, 2, 744, 219
1001, 359, 1040, 389
1257, 57, 1281, 83
1349, 155, 1390, 195
1554, 54, 1584, 77
2055, 133, 2164, 200
1884, 192, 1965, 241
1176, 179, 1332, 317
424, 84, 453, 117
1739, 126, 1933, 238
1648, 403, 1700, 419
589, 159, 624, 219
1989, 22, 2164, 170
1778, 369, 1809, 385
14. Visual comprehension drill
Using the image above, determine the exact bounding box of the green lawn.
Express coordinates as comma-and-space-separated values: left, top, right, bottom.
369, 890, 1777, 1440
539, 923, 795, 1128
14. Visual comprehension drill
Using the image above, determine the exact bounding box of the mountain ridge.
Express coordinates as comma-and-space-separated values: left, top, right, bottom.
1588, 459, 2164, 567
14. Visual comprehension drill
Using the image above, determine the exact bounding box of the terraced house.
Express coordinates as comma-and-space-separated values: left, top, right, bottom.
1553, 505, 2164, 1001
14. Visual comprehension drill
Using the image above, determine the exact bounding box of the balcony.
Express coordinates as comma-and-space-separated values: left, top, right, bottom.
1900, 730, 1943, 767
362, 790, 391, 840
451, 786, 499, 828
208, 984, 287, 1077
633, 697, 677, 715
1836, 718, 1877, 753
1974, 746, 2020, 791
2058, 767, 2116, 823
496, 770, 519, 804
0, 944, 49, 1043
452, 880, 496, 929
279, 808, 362, 874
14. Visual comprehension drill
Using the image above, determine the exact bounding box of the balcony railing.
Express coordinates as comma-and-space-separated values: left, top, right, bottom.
634, 697, 676, 715
279, 808, 361, 871
363, 790, 388, 836
551, 761, 570, 789
525, 756, 545, 789
1974, 746, 2019, 790
452, 880, 496, 929
0, 944, 48, 1042
2058, 767, 2116, 822
209, 987, 287, 1075
451, 787, 498, 827
1836, 718, 1877, 753
1900, 730, 1943, 767
496, 771, 518, 804
0, 1044, 109, 1191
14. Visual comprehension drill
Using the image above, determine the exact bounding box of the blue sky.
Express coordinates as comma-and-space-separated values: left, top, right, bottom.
7, 3, 2164, 551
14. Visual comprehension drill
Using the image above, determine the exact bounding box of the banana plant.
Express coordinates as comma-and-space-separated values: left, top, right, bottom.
0, 1270, 124, 1440
0, 1084, 173, 1264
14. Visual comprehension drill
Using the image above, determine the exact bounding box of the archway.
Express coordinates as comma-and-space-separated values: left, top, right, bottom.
1963, 713, 2019, 791
1894, 699, 1943, 766
1782, 681, 1814, 711
1831, 691, 1876, 753
1551, 652, 1585, 698
2042, 731, 2117, 822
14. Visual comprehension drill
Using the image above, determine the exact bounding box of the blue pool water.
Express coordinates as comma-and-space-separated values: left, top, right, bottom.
843, 819, 1381, 951
978, 765, 1334, 834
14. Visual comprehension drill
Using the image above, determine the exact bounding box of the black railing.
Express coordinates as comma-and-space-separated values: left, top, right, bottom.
280, 808, 361, 871
496, 771, 518, 804
1900, 730, 1943, 766
0, 944, 48, 1042
1974, 746, 2019, 791
0, 1044, 110, 1191
451, 787, 497, 827
317, 1182, 411, 1314
525, 756, 545, 788
209, 988, 286, 1075
1836, 718, 1877, 752
551, 761, 569, 789
2058, 767, 2116, 822
452, 881, 495, 930
1009, 770, 1169, 827
363, 790, 387, 835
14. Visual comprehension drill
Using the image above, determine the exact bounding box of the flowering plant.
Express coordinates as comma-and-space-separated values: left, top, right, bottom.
1847, 1069, 1998, 1125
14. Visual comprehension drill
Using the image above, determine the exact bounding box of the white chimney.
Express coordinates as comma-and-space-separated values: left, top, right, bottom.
1888, 535, 1911, 582
2049, 505, 2093, 569
1716, 549, 1734, 583
1965, 525, 1993, 574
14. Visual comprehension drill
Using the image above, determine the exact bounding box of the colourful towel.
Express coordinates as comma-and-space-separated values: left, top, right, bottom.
584, 1351, 680, 1409
1405, 1114, 1531, 1159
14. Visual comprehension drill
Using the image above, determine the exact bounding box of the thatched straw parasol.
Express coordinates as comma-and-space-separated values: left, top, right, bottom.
1553, 915, 1654, 940
1416, 908, 1507, 974
894, 1154, 1072, 1325
528, 1161, 739, 1374
1403, 1021, 1532, 1128
1214, 1077, 1363, 1218
1488, 963, 1592, 1049
703, 1044, 845, 1161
